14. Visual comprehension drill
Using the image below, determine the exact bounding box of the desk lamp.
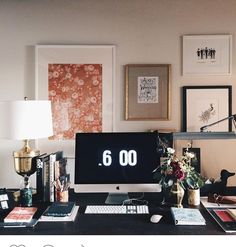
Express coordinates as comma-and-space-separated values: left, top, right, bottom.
0, 98, 53, 205
200, 114, 236, 132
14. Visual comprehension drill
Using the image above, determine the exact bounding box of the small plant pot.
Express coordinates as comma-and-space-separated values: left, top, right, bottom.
188, 188, 200, 206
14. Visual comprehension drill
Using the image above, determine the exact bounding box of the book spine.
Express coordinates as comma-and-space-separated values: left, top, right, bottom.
54, 160, 60, 181
43, 155, 50, 202
36, 157, 44, 202
49, 153, 56, 202
49, 151, 63, 202
55, 152, 64, 180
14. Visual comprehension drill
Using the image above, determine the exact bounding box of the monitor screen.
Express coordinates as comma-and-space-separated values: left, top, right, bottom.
74, 132, 161, 203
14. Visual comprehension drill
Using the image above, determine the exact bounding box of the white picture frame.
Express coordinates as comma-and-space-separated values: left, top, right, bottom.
35, 45, 115, 157
183, 35, 232, 76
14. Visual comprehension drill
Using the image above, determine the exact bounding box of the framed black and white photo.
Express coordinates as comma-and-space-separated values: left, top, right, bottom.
183, 35, 232, 75
183, 86, 232, 132
125, 64, 171, 120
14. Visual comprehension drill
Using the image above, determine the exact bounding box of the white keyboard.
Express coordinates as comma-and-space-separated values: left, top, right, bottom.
85, 205, 149, 214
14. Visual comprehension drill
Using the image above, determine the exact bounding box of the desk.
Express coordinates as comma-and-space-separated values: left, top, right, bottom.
0, 190, 234, 235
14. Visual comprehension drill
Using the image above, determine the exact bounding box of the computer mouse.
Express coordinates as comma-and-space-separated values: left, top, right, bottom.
150, 214, 162, 223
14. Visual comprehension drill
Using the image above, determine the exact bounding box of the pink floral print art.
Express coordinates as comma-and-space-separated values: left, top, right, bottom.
48, 64, 102, 140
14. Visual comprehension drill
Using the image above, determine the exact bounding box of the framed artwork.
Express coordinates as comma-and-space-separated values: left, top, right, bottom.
182, 147, 201, 173
183, 35, 232, 75
125, 64, 171, 120
183, 86, 232, 132
35, 45, 115, 156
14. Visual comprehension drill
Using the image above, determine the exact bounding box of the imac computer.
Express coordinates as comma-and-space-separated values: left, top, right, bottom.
74, 132, 161, 204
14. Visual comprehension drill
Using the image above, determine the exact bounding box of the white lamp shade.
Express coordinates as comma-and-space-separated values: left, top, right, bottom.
0, 100, 53, 140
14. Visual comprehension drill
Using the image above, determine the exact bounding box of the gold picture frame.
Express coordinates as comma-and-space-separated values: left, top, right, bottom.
125, 64, 171, 120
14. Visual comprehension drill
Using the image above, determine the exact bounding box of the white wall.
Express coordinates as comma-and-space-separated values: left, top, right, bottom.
0, 0, 236, 188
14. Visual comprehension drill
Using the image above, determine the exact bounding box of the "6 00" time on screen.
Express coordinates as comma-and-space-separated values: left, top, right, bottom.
98, 150, 137, 167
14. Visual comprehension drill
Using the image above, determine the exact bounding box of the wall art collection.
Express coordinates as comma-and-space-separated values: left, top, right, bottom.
35, 34, 233, 150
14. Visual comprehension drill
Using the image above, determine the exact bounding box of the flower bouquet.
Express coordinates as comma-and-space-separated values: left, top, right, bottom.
153, 147, 205, 206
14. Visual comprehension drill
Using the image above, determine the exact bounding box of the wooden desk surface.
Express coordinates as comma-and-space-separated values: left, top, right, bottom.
0, 190, 234, 235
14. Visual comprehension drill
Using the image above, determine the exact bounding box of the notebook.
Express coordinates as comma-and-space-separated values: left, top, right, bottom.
171, 207, 206, 225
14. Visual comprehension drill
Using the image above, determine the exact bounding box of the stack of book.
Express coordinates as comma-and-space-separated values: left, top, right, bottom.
0, 207, 39, 228
4, 207, 37, 223
34, 151, 70, 202
39, 201, 79, 222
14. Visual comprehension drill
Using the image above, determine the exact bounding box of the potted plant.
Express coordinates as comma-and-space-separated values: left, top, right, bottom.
182, 150, 205, 205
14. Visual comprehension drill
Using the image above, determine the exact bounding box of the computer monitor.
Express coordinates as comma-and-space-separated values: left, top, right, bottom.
74, 132, 161, 204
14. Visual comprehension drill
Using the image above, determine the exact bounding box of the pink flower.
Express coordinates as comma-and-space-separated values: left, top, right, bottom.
170, 161, 179, 171
170, 161, 185, 180
173, 168, 185, 181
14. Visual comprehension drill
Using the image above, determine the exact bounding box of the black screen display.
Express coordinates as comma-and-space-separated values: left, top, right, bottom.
74, 132, 160, 184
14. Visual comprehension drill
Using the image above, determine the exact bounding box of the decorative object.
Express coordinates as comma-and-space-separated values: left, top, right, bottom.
55, 190, 69, 202
0, 98, 53, 205
202, 169, 235, 196
188, 188, 200, 206
160, 180, 185, 208
125, 64, 171, 120
207, 193, 236, 204
20, 184, 33, 207
48, 63, 103, 139
153, 147, 205, 207
0, 189, 12, 211
183, 144, 204, 206
211, 169, 235, 195
182, 143, 202, 206
183, 35, 232, 75
153, 148, 185, 207
170, 181, 185, 208
35, 45, 115, 155
183, 86, 232, 132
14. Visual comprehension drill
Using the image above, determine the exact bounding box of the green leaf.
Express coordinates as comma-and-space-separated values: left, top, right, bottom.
153, 172, 162, 181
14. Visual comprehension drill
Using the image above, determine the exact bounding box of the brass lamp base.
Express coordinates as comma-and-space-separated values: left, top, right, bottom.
13, 188, 37, 202
13, 139, 40, 176
13, 139, 40, 205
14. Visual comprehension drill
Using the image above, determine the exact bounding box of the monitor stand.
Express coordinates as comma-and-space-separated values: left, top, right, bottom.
105, 193, 129, 205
